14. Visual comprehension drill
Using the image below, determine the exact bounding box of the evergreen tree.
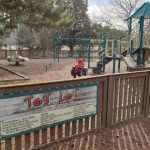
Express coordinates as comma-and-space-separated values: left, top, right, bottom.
16, 25, 56, 50
0, 0, 74, 31
16, 25, 38, 49
56, 0, 90, 56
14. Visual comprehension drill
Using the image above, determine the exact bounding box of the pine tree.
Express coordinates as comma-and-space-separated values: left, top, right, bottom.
56, 0, 90, 56
0, 0, 74, 31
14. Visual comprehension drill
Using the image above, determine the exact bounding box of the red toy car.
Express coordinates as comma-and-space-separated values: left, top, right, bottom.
71, 59, 88, 78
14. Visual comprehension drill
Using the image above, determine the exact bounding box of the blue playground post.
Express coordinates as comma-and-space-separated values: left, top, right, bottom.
137, 16, 144, 66
113, 39, 117, 73
118, 37, 122, 72
58, 36, 61, 62
130, 39, 133, 57
102, 35, 106, 71
54, 47, 56, 62
88, 35, 91, 68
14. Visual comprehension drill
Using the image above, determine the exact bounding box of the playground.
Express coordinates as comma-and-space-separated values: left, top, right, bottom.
0, 58, 128, 85
0, 1, 150, 150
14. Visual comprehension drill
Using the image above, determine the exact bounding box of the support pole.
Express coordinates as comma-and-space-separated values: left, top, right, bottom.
54, 37, 57, 62
129, 18, 134, 58
137, 16, 144, 66
103, 35, 106, 58
118, 37, 122, 72
54, 47, 56, 62
129, 18, 132, 37
75, 38, 78, 61
113, 39, 117, 73
130, 40, 133, 57
58, 36, 61, 62
102, 35, 106, 71
82, 39, 85, 61
88, 35, 91, 68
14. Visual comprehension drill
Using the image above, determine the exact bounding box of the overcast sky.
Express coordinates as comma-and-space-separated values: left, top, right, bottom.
88, 0, 110, 23
89, 0, 109, 6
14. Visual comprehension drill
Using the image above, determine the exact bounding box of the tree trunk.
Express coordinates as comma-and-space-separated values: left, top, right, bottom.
70, 45, 74, 57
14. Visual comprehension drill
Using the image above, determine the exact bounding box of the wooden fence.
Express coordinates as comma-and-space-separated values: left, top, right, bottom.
0, 50, 53, 59
0, 71, 149, 150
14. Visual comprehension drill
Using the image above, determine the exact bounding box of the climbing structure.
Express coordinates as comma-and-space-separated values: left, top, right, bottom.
126, 2, 150, 66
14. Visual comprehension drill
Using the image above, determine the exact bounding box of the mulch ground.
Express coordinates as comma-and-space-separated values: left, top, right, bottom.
42, 117, 150, 150
0, 58, 127, 85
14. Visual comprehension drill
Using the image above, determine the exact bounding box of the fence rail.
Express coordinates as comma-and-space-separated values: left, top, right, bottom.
0, 50, 53, 59
0, 71, 149, 150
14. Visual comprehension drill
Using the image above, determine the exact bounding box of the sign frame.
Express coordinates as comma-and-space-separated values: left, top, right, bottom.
0, 83, 99, 140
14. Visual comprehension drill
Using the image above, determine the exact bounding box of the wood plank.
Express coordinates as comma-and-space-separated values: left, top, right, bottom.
0, 75, 108, 94
78, 119, 83, 133
5, 138, 12, 150
65, 122, 70, 137
57, 125, 63, 139
136, 77, 143, 115
131, 78, 137, 117
84, 118, 90, 131
140, 77, 145, 114
25, 133, 31, 150
113, 71, 148, 80
50, 126, 55, 142
42, 128, 47, 145
72, 120, 77, 135
113, 79, 119, 124
102, 78, 109, 127
91, 116, 95, 130
146, 73, 150, 117
97, 82, 103, 128
15, 136, 22, 150
118, 79, 124, 122
135, 77, 141, 116
135, 78, 141, 116
127, 78, 133, 119
122, 78, 128, 120
142, 73, 150, 117
34, 131, 39, 147
107, 76, 114, 127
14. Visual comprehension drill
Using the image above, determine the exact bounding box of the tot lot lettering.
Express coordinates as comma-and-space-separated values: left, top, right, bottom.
24, 89, 80, 109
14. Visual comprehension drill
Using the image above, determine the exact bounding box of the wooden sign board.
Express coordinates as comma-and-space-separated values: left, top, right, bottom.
0, 83, 98, 139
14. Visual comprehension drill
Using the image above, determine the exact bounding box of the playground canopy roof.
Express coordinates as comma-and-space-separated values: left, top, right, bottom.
127, 2, 150, 20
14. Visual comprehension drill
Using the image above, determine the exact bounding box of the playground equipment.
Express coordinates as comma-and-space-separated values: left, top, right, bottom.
123, 55, 150, 71
90, 2, 150, 74
54, 2, 150, 75
126, 2, 150, 66
71, 59, 88, 78
53, 36, 91, 68
90, 36, 127, 74
7, 51, 29, 65
123, 55, 136, 68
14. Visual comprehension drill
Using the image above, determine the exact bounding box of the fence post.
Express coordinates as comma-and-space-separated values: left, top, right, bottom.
106, 75, 114, 127
5, 50, 7, 58
144, 71, 150, 117
102, 77, 109, 127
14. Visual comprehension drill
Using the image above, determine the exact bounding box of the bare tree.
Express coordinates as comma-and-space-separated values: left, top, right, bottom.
110, 0, 145, 30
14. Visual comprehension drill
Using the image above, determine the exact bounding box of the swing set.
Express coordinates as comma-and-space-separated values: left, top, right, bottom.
53, 36, 92, 68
